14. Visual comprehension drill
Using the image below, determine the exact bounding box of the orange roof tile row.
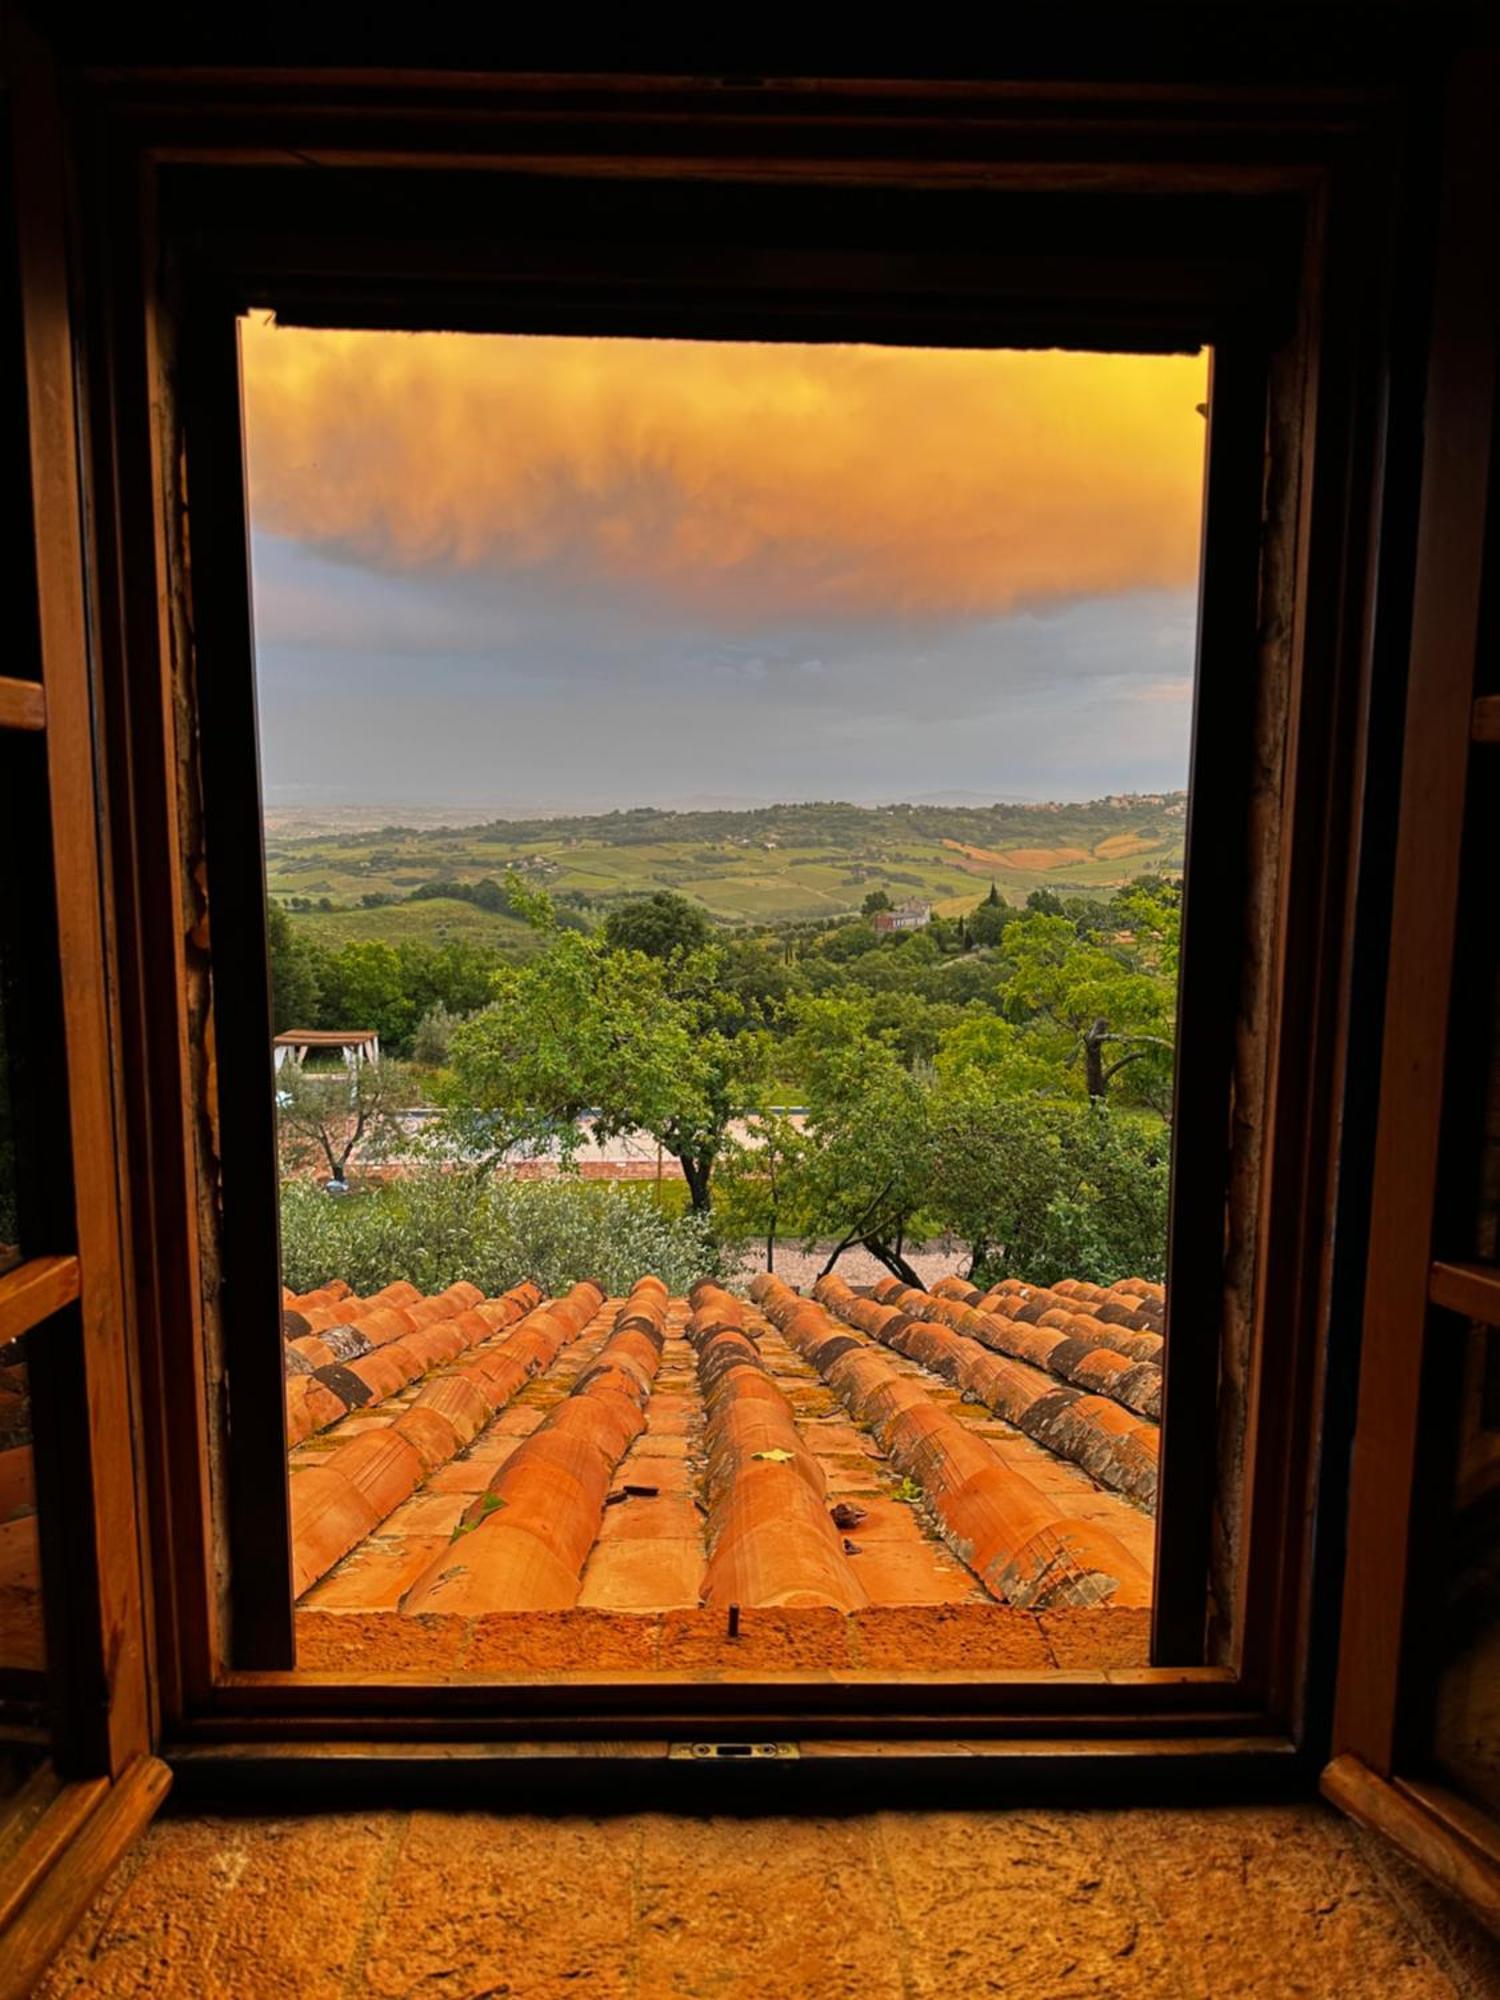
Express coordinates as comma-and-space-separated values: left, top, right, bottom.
282, 1278, 355, 1313
283, 1280, 544, 1445
815, 1273, 1159, 1509
867, 1277, 1163, 1422
288, 1280, 604, 1597
402, 1277, 667, 1614
750, 1274, 1152, 1610
284, 1277, 419, 1336
977, 1277, 1164, 1353
688, 1279, 867, 1614
286, 1264, 1163, 1632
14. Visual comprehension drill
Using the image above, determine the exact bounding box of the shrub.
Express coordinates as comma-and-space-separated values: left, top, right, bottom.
279, 1169, 723, 1299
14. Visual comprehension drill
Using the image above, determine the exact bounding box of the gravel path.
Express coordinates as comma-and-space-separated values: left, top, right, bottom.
724, 1240, 968, 1292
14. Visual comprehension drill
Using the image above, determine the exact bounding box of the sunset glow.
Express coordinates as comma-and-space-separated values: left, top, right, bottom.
241, 317, 1208, 623
239, 318, 1209, 812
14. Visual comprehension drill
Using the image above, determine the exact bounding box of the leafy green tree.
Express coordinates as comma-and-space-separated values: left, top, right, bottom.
860, 888, 893, 917
439, 926, 695, 1171
780, 995, 934, 1284
714, 1105, 806, 1271
809, 920, 880, 964
934, 1013, 1058, 1097
928, 1088, 1168, 1285
927, 1079, 1070, 1278
970, 1100, 1169, 1286
266, 901, 323, 1033
998, 909, 1176, 1111
603, 891, 713, 962
715, 936, 805, 1033
313, 941, 418, 1051
857, 989, 968, 1068
396, 941, 504, 1026
967, 884, 1014, 949
275, 1058, 417, 1186
439, 884, 759, 1215
411, 1001, 459, 1068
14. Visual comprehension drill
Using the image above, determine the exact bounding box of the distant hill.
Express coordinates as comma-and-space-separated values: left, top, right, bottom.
267, 793, 1187, 944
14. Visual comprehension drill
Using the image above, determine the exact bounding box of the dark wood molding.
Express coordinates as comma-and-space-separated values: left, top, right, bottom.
0, 675, 45, 732
0, 1255, 79, 1345
68, 50, 1425, 1761
0, 1757, 171, 2000
1472, 695, 1500, 744
1430, 1260, 1500, 1326
1323, 1754, 1500, 1937
172, 292, 294, 1673
0, 1767, 107, 1938
1152, 340, 1268, 1665
1331, 53, 1500, 1779
9, 9, 153, 1782
163, 1732, 1302, 1815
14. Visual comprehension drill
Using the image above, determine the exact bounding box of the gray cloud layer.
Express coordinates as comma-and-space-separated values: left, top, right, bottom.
249, 533, 1196, 814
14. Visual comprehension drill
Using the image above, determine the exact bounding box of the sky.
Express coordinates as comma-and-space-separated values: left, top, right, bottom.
240, 318, 1209, 817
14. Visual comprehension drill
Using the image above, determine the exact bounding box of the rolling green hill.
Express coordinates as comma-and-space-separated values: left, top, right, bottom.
266, 793, 1186, 945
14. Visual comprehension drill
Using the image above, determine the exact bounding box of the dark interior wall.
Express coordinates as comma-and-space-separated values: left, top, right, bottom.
31, 2, 1491, 87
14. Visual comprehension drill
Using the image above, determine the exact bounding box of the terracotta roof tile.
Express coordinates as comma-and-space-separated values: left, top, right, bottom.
287, 1264, 1166, 1657
751, 1274, 1152, 1610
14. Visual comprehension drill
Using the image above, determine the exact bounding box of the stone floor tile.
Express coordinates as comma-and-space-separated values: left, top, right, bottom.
875, 1807, 1184, 1999
635, 1814, 908, 2000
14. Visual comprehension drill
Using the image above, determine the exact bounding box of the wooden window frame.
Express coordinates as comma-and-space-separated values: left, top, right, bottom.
69, 64, 1427, 1780
0, 21, 168, 1990
1325, 51, 1500, 1930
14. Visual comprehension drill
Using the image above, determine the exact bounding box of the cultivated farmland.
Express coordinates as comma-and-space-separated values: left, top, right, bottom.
266, 793, 1186, 945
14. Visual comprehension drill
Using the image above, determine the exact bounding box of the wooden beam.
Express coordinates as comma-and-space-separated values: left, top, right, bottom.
0, 1256, 80, 1346
0, 1756, 170, 2000
1430, 1260, 1500, 1327
1323, 1754, 1500, 1937
0, 1767, 107, 1937
1331, 55, 1500, 1776
10, 10, 152, 1780
0, 677, 45, 732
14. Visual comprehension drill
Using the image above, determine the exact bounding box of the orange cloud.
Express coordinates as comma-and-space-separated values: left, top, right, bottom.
239, 315, 1208, 621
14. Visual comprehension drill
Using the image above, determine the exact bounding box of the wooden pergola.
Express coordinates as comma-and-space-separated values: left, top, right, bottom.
271, 1029, 380, 1073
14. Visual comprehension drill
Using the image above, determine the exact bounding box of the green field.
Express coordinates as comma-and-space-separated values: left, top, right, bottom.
266, 794, 1186, 943
280, 896, 538, 954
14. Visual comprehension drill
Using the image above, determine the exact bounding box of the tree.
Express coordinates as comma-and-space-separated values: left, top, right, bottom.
997, 909, 1176, 1111
860, 888, 893, 917
438, 884, 759, 1215
780, 995, 934, 1285
715, 1105, 805, 1271
603, 891, 713, 962
266, 901, 322, 1033
275, 1058, 418, 1186
314, 940, 418, 1053
411, 1001, 459, 1068
927, 1087, 1169, 1285
439, 926, 697, 1172
395, 941, 504, 1027
967, 885, 1014, 949
927, 1079, 1070, 1278
934, 1013, 1057, 1097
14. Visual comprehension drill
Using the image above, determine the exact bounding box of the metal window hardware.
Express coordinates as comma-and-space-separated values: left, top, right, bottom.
668, 1741, 800, 1761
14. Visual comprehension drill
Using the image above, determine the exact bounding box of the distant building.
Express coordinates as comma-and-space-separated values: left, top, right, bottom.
873, 900, 931, 934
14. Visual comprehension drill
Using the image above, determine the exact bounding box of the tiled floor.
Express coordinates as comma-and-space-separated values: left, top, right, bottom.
35, 1799, 1500, 1998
